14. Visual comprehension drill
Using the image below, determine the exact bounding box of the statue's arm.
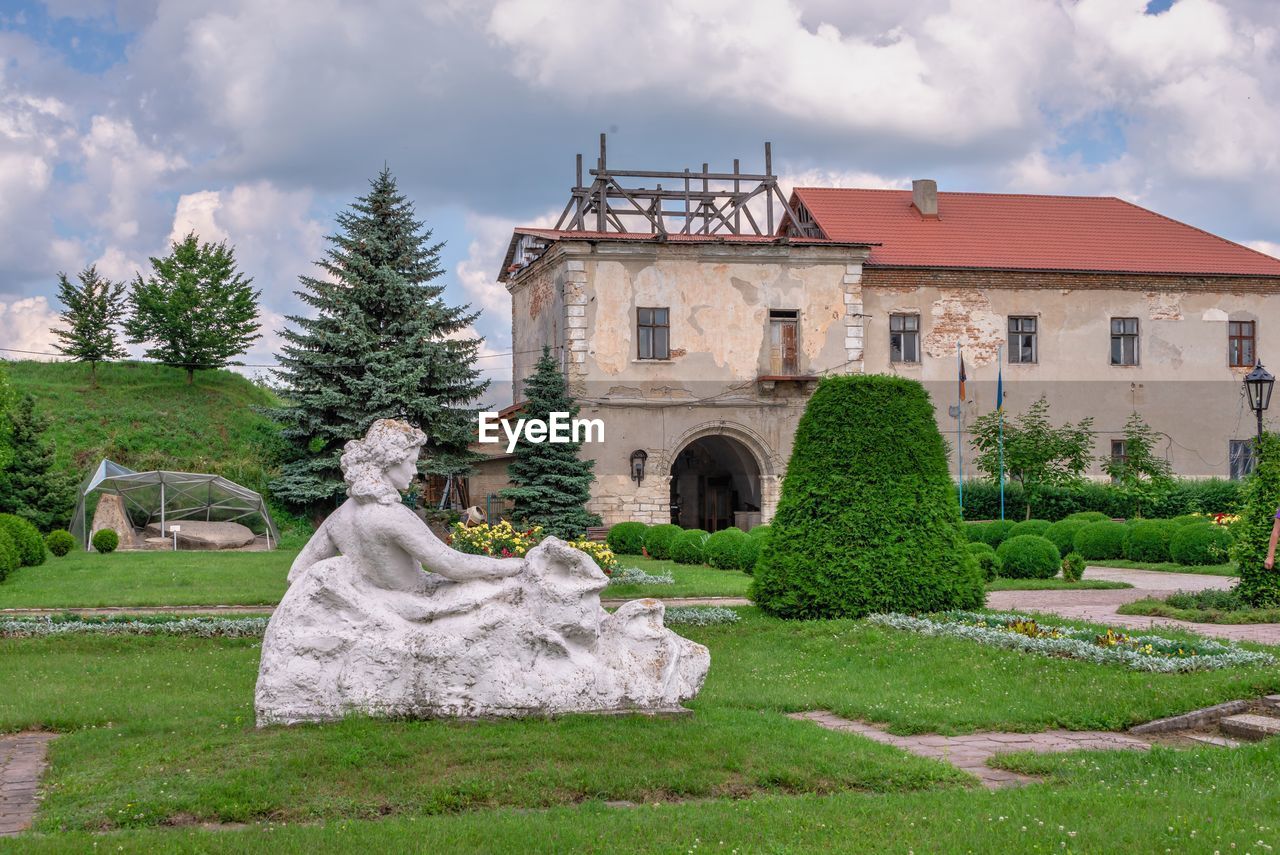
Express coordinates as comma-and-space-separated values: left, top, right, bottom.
394, 509, 522, 581
287, 519, 339, 584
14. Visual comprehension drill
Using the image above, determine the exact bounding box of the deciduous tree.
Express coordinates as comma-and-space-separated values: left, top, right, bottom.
125, 233, 261, 384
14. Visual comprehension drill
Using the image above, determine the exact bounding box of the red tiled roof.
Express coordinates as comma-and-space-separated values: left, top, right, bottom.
792, 188, 1280, 277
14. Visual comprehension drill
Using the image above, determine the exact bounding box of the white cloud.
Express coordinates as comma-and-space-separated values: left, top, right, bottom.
165, 181, 326, 303
489, 0, 1067, 144
1245, 240, 1280, 260
0, 297, 63, 358
79, 115, 185, 242
92, 246, 147, 283
455, 208, 558, 324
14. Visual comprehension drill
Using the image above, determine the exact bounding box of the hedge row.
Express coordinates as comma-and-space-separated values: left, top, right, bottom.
605, 522, 772, 572
959, 478, 1241, 522
967, 512, 1232, 567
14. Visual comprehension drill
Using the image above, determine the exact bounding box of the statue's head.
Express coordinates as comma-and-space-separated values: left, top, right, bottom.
341, 419, 428, 504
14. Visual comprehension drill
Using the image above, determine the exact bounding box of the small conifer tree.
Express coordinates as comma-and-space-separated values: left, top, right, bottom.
500, 347, 601, 539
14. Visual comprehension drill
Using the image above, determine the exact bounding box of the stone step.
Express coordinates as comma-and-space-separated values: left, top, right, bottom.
1220, 714, 1280, 741
1262, 695, 1280, 712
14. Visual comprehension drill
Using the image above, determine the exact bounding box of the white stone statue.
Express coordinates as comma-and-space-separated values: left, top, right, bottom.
255, 419, 709, 725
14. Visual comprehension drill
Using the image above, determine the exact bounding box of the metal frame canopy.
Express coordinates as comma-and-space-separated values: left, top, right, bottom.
70, 459, 280, 550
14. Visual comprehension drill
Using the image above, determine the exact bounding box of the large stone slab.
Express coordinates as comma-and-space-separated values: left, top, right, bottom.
143, 521, 256, 550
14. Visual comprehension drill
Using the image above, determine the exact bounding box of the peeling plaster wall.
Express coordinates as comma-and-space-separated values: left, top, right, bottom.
862, 271, 1280, 480
505, 242, 866, 524
509, 261, 565, 401
504, 248, 1280, 524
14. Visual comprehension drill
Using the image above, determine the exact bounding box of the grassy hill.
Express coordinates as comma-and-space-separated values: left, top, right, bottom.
5, 360, 284, 495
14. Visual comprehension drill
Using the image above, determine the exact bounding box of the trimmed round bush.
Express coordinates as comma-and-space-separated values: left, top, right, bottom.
705, 528, 750, 570
738, 532, 764, 575
45, 529, 76, 557
751, 375, 983, 619
0, 527, 19, 582
670, 529, 709, 565
964, 522, 990, 543
1170, 513, 1212, 527
748, 524, 772, 539
1010, 519, 1051, 539
1123, 520, 1176, 563
0, 514, 45, 567
996, 535, 1061, 579
643, 524, 682, 560
1061, 552, 1086, 583
1043, 519, 1087, 555
967, 541, 1001, 581
92, 528, 120, 554
1169, 524, 1233, 566
1072, 520, 1127, 561
605, 522, 648, 555
1065, 511, 1109, 524
980, 520, 1017, 548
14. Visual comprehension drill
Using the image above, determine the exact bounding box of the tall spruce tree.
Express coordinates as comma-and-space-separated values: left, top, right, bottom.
51, 265, 129, 386
270, 168, 487, 516
0, 394, 76, 531
500, 346, 601, 539
125, 233, 262, 384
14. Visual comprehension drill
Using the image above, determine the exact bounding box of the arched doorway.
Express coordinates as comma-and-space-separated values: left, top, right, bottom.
669, 435, 763, 531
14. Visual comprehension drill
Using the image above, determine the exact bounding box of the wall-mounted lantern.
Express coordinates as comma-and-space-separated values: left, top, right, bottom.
630, 449, 648, 485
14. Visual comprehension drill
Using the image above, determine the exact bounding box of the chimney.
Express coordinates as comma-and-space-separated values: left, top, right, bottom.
912, 179, 938, 218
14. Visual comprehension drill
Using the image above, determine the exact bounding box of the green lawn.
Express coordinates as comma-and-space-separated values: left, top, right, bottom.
604, 556, 752, 599
4, 609, 1280, 846
0, 551, 750, 610
1089, 558, 1237, 576
986, 577, 1131, 591
12, 742, 1280, 853
1119, 597, 1280, 625
0, 549, 294, 608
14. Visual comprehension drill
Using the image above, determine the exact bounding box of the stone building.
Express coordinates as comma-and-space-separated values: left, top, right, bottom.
483, 150, 1280, 529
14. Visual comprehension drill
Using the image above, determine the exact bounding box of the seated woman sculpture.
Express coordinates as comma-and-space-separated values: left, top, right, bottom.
256, 419, 709, 725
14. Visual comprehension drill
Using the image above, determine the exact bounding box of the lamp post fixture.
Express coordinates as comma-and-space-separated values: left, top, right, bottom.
1244, 360, 1275, 440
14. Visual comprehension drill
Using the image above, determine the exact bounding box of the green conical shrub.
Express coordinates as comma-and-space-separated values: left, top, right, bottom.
1233, 433, 1280, 607
751, 375, 984, 619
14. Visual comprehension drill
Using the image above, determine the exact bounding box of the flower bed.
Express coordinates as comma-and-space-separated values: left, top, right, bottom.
867, 610, 1274, 672
608, 566, 675, 587
663, 606, 740, 626
449, 520, 618, 573
0, 615, 270, 638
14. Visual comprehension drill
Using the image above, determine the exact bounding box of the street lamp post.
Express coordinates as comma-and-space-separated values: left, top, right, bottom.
1244, 361, 1275, 440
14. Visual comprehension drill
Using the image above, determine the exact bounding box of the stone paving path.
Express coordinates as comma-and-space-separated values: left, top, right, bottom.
790, 710, 1150, 789
0, 732, 54, 837
986, 566, 1280, 645
0, 596, 751, 619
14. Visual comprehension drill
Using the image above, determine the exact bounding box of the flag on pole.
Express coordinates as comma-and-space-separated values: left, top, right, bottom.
995, 360, 1003, 412
959, 353, 967, 402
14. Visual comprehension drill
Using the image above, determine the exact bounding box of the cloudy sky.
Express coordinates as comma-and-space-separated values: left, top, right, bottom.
1, 0, 1278, 402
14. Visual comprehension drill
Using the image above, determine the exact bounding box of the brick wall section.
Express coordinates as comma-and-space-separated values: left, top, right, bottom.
863, 266, 1280, 294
